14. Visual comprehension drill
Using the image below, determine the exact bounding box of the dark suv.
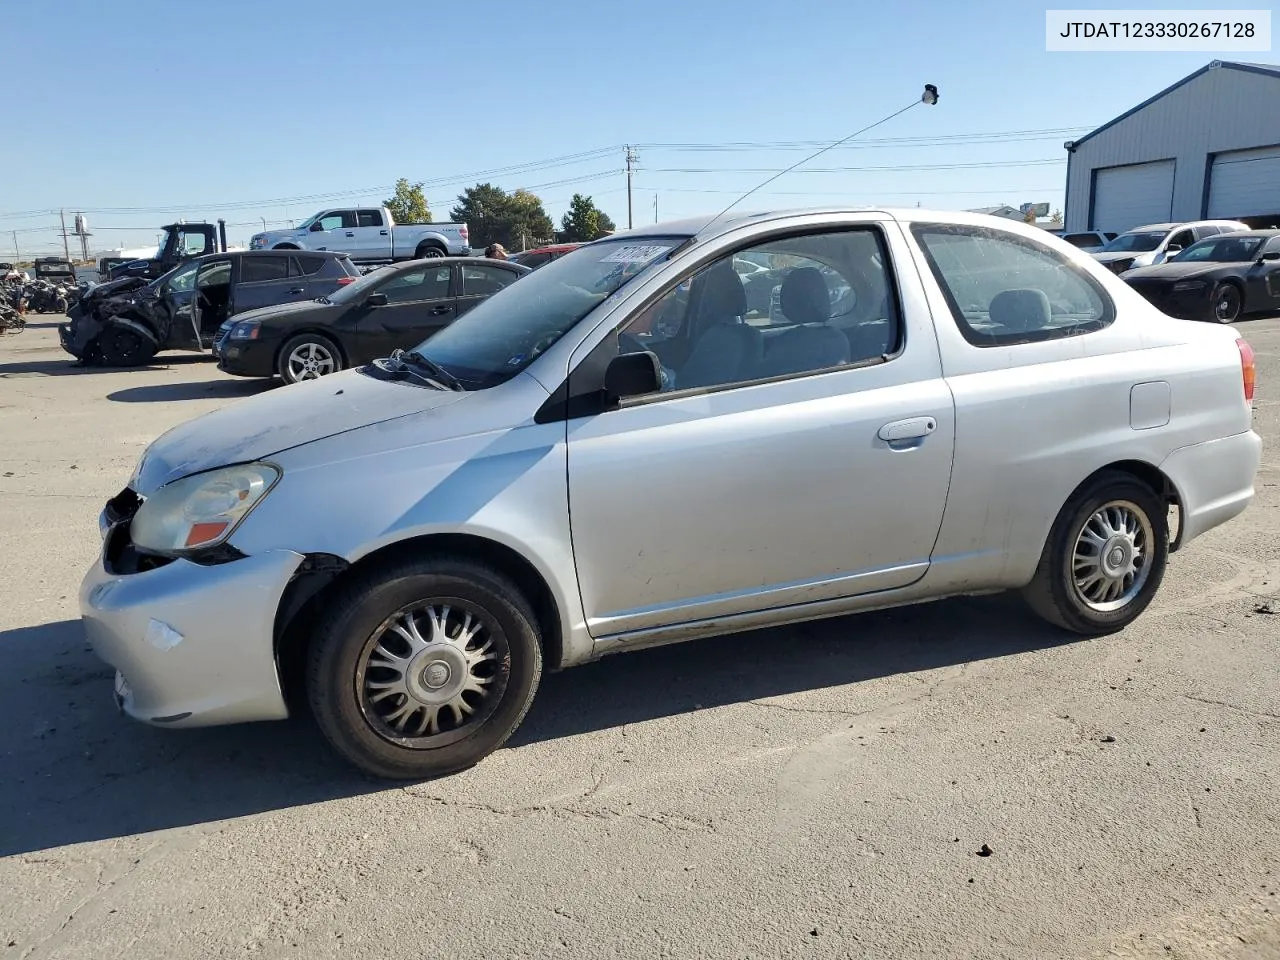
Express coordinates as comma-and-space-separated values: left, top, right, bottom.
61, 250, 360, 366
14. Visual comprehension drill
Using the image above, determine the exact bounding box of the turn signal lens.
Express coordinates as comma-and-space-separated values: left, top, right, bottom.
1237, 338, 1256, 404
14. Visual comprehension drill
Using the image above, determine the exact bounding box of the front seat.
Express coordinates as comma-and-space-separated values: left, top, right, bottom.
761, 267, 850, 377
988, 288, 1051, 335
678, 261, 762, 389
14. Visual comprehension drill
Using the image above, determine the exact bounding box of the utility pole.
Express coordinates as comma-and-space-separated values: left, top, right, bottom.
11, 231, 18, 262
653, 193, 658, 224
625, 145, 638, 229
59, 210, 71, 262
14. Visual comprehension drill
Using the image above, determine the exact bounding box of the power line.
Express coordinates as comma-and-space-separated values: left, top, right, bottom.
645, 159, 1064, 175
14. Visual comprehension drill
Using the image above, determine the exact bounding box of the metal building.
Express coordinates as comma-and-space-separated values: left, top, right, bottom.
1064, 60, 1280, 234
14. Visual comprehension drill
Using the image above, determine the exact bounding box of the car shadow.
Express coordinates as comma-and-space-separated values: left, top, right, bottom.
107, 379, 276, 403
0, 355, 214, 378
0, 596, 1077, 856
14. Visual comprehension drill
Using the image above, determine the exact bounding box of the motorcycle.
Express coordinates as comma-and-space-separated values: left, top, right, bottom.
0, 302, 25, 333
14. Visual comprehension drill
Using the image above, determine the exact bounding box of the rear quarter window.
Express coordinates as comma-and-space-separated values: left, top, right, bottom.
293, 254, 328, 276
911, 223, 1113, 347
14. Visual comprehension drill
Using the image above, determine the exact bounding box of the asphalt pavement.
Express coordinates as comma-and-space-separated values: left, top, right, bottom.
1, 316, 1278, 960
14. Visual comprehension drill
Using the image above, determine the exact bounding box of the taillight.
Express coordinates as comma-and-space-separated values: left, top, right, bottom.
1237, 338, 1255, 403
335, 277, 357, 286
459, 226, 469, 241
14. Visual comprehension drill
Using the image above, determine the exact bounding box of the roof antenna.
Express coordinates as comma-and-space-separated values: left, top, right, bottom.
694, 83, 940, 241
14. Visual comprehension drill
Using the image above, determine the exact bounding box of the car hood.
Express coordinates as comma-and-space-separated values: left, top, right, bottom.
231, 299, 338, 325
1122, 262, 1230, 281
132, 369, 466, 493
1092, 250, 1151, 264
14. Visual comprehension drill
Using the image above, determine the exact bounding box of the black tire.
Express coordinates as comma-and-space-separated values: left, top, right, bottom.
416, 244, 446, 259
97, 327, 156, 366
1022, 470, 1168, 635
306, 556, 543, 780
1212, 282, 1243, 324
277, 332, 344, 384
273, 244, 300, 251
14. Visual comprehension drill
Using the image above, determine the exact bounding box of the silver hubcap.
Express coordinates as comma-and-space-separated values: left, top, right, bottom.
1071, 500, 1153, 612
1216, 288, 1239, 321
356, 602, 507, 747
286, 342, 336, 380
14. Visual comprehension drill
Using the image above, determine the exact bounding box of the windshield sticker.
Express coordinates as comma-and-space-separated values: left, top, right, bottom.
599, 244, 669, 264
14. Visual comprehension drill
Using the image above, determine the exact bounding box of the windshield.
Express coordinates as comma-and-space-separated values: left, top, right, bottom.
157, 260, 199, 294
412, 237, 683, 389
1172, 236, 1263, 263
296, 212, 320, 230
1101, 231, 1165, 253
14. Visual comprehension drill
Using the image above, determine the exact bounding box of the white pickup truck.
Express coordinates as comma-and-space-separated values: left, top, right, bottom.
249, 206, 470, 262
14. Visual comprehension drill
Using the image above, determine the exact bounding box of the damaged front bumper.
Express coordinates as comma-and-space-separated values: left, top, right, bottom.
81, 514, 303, 727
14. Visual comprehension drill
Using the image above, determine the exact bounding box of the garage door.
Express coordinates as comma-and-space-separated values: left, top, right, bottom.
1090, 160, 1175, 233
1208, 146, 1280, 220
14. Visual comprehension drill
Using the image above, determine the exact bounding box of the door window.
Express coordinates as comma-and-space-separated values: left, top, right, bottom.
180, 232, 211, 256
1167, 229, 1195, 250
316, 211, 358, 231
161, 261, 199, 293
379, 265, 453, 303
911, 224, 1112, 346
356, 209, 384, 228
617, 228, 900, 395
461, 264, 519, 296
240, 256, 290, 283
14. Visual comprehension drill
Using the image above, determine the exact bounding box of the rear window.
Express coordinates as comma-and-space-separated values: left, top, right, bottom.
912, 223, 1113, 346
240, 256, 290, 283
293, 254, 328, 276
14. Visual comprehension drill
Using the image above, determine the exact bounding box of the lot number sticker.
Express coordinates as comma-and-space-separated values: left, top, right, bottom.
599, 245, 669, 264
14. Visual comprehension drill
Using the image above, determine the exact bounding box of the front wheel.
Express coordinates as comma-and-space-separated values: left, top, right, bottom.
277, 332, 343, 383
306, 557, 543, 779
97, 327, 156, 366
1022, 471, 1168, 634
1212, 283, 1242, 324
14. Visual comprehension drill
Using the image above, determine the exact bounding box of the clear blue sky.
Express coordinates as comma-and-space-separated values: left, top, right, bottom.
1, 0, 1271, 256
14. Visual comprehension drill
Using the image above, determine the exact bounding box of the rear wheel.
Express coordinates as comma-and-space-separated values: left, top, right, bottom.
416, 243, 446, 259
306, 556, 543, 780
1022, 471, 1168, 634
1212, 283, 1242, 323
97, 327, 156, 366
277, 332, 343, 384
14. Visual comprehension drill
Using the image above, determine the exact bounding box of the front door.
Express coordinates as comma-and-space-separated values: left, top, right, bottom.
188, 259, 233, 348
157, 260, 200, 350
564, 225, 955, 641
351, 262, 456, 362
308, 210, 359, 255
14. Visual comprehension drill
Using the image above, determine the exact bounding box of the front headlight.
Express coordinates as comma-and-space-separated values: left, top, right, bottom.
131, 462, 280, 555
1172, 280, 1208, 293
230, 320, 261, 341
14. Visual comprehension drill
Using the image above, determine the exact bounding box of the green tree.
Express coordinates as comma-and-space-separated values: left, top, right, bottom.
559, 193, 617, 242
384, 178, 432, 224
450, 183, 556, 250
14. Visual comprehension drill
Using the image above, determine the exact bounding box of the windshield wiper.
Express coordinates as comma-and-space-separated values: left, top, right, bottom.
389, 348, 465, 391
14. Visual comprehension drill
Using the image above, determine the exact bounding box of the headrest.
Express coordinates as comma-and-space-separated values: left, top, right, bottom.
988, 288, 1051, 333
779, 267, 830, 325
692, 260, 747, 319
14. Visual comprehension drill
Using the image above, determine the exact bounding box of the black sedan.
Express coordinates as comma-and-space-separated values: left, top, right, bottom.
1122, 230, 1280, 323
213, 257, 529, 383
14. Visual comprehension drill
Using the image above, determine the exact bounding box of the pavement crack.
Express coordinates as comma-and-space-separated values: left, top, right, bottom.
746, 699, 869, 718
403, 792, 716, 834
1181, 693, 1280, 722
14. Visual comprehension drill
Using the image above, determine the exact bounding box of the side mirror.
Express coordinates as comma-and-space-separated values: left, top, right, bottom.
1263, 251, 1280, 262
365, 292, 388, 307
1165, 244, 1182, 254
604, 350, 661, 401
309, 222, 325, 232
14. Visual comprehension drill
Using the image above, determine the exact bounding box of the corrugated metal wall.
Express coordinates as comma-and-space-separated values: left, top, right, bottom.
1064, 64, 1280, 232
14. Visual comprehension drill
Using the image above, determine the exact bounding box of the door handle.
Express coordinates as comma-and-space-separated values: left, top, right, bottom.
429, 306, 453, 316
345, 232, 355, 237
878, 417, 937, 442
379, 230, 389, 235
288, 287, 304, 294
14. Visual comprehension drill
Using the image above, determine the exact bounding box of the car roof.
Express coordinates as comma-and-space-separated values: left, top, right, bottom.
373, 256, 531, 272
1211, 229, 1280, 239
1126, 220, 1248, 233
